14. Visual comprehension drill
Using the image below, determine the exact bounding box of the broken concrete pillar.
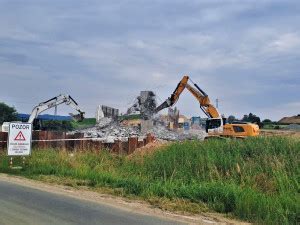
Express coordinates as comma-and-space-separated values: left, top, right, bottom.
95, 105, 105, 123
141, 120, 153, 133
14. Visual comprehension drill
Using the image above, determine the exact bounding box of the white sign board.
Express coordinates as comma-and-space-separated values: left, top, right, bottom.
8, 122, 32, 156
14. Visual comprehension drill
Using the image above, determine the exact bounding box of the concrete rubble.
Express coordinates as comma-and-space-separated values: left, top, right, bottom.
70, 91, 206, 142
73, 118, 139, 142
71, 117, 206, 142
147, 120, 206, 141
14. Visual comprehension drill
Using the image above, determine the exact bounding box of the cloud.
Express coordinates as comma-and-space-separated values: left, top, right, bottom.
0, 28, 39, 42
267, 33, 300, 52
0, 0, 299, 120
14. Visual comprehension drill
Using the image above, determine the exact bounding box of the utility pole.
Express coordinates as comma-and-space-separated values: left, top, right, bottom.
216, 98, 219, 109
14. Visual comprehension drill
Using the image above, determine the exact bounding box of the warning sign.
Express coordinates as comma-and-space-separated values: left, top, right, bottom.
14, 131, 26, 141
8, 122, 32, 156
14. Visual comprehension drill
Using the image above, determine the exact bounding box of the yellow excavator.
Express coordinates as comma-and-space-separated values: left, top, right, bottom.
155, 75, 259, 138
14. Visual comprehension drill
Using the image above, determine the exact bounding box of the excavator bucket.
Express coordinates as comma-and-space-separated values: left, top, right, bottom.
155, 99, 171, 114
70, 112, 85, 122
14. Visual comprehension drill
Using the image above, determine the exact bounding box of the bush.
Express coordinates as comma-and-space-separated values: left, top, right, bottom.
0, 102, 18, 124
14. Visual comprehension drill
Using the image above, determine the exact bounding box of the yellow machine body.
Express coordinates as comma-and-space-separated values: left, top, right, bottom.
156, 75, 260, 138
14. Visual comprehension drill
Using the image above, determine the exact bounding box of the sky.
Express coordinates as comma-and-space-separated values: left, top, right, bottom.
0, 0, 299, 121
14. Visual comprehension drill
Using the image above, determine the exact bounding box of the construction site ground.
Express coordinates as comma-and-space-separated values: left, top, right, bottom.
260, 129, 300, 138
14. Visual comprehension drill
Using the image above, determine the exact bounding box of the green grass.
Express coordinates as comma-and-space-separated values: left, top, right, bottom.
0, 137, 299, 224
118, 114, 141, 121
71, 118, 96, 129
263, 124, 288, 130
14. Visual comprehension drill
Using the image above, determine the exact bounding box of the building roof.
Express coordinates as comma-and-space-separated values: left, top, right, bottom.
18, 113, 72, 121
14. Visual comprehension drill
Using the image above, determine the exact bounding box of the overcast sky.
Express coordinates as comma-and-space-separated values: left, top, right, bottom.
0, 0, 299, 120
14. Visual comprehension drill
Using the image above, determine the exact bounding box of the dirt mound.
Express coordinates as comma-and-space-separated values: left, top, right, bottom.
127, 139, 170, 158
278, 115, 300, 124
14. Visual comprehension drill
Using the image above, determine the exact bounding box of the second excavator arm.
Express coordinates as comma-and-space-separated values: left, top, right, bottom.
28, 94, 85, 123
155, 75, 221, 119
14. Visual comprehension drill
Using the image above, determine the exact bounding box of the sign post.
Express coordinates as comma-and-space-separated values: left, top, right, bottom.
7, 123, 32, 164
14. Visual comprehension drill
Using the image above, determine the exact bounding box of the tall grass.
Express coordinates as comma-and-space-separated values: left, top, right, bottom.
71, 118, 97, 129
0, 137, 299, 224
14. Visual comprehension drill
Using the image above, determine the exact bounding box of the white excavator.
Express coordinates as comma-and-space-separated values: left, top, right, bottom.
2, 94, 85, 132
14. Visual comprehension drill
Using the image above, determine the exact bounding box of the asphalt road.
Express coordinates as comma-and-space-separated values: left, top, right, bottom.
0, 180, 186, 225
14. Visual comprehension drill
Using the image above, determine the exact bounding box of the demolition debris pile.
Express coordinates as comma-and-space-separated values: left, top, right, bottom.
77, 118, 140, 142
75, 117, 206, 142
71, 91, 206, 142
148, 120, 206, 141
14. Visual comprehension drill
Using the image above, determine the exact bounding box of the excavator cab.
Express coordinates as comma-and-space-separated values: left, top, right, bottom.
206, 118, 226, 134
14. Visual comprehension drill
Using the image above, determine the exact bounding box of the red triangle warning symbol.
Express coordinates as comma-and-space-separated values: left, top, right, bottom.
14, 131, 26, 141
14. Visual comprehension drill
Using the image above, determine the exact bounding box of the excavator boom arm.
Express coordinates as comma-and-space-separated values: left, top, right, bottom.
185, 84, 220, 118
155, 75, 221, 118
155, 76, 189, 112
28, 94, 85, 123
169, 76, 189, 105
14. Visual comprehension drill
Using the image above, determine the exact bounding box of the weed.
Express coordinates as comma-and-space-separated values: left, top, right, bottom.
0, 137, 299, 224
